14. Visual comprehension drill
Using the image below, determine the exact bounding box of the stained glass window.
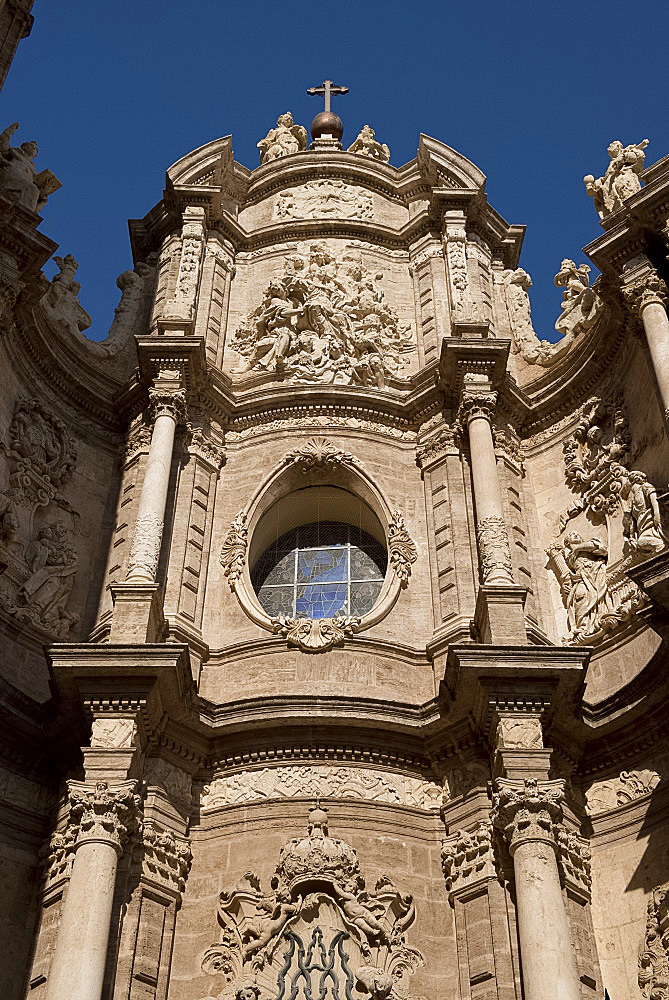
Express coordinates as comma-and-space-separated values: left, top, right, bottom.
252, 521, 387, 620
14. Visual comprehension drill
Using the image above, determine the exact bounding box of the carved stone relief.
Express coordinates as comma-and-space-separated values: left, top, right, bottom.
585, 760, 668, 816
283, 437, 356, 472
275, 181, 373, 221
140, 821, 192, 895
201, 806, 425, 1000
231, 243, 414, 386
441, 822, 496, 894
220, 511, 248, 591
201, 764, 442, 812
388, 512, 417, 585
639, 882, 669, 1000
547, 396, 667, 644
90, 717, 137, 750
0, 398, 80, 637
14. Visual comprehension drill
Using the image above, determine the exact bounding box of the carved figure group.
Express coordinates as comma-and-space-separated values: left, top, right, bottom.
232, 244, 413, 386
0, 122, 60, 213
553, 259, 603, 340
347, 125, 390, 163
257, 112, 307, 164
584, 139, 649, 220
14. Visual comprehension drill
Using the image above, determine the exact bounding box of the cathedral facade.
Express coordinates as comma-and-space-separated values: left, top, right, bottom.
1, 26, 669, 1000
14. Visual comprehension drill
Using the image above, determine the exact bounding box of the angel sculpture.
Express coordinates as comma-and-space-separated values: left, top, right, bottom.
347, 125, 390, 163
553, 259, 603, 340
0, 122, 61, 213
584, 139, 649, 220
257, 112, 307, 164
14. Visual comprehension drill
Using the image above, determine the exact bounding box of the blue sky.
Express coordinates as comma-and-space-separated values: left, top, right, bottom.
1, 0, 666, 342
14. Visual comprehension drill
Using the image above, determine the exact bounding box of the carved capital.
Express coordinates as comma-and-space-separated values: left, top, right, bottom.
458, 390, 498, 426
68, 779, 141, 854
416, 424, 461, 469
188, 427, 225, 470
141, 821, 192, 896
623, 271, 669, 316
557, 829, 591, 900
441, 822, 496, 896
477, 515, 514, 585
149, 387, 187, 424
388, 511, 417, 584
491, 777, 565, 853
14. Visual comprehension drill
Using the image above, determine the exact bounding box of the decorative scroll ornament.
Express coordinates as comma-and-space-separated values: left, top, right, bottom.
220, 511, 248, 591
491, 777, 565, 852
584, 138, 648, 220
67, 779, 140, 853
202, 805, 424, 1000
388, 512, 417, 585
149, 387, 187, 423
231, 242, 414, 386
561, 396, 631, 520
270, 614, 361, 652
441, 822, 496, 894
586, 767, 662, 816
477, 515, 514, 585
639, 883, 669, 1000
141, 821, 192, 895
284, 437, 356, 472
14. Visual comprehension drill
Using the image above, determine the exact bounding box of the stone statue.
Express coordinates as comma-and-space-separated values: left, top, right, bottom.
40, 255, 92, 340
553, 259, 603, 340
19, 523, 78, 623
356, 966, 395, 1000
500, 268, 555, 365
257, 112, 307, 164
0, 122, 61, 213
619, 470, 667, 554
232, 242, 413, 385
554, 532, 613, 641
347, 125, 390, 163
104, 263, 152, 354
584, 139, 649, 220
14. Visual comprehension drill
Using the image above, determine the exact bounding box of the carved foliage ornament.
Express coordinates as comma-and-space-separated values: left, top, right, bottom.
270, 614, 361, 652
477, 516, 514, 585
283, 437, 356, 472
202, 806, 424, 1000
639, 882, 669, 1000
491, 777, 565, 852
220, 511, 248, 591
441, 822, 495, 894
388, 511, 417, 585
68, 779, 141, 852
141, 821, 192, 894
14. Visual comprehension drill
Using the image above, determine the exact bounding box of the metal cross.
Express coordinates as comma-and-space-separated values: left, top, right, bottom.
306, 79, 349, 113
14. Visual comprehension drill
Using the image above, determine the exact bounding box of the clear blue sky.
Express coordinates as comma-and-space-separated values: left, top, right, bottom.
1, 0, 666, 342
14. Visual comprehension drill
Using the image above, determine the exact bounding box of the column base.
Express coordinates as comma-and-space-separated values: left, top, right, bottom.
474, 584, 527, 644
109, 581, 165, 643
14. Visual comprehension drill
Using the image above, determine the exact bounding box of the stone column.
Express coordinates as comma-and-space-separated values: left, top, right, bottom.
458, 372, 513, 587
126, 383, 187, 582
44, 780, 139, 1000
624, 274, 669, 420
492, 778, 581, 1000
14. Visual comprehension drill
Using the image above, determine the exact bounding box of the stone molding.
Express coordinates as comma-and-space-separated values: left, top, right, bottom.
441, 822, 496, 895
68, 779, 141, 854
491, 777, 565, 853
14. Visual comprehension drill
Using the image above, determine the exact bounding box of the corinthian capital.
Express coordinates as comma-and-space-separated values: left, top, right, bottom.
457, 372, 498, 425
623, 271, 669, 316
68, 779, 140, 854
491, 777, 564, 853
149, 387, 187, 424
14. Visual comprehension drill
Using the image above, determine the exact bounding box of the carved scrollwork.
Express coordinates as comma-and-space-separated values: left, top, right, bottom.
220, 511, 248, 591
270, 614, 361, 652
388, 512, 417, 585
283, 437, 356, 472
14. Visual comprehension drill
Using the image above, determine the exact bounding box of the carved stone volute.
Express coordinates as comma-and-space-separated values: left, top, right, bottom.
491, 777, 565, 854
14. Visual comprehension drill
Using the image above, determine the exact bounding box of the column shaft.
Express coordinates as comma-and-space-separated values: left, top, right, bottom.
127, 411, 177, 581
641, 300, 669, 415
512, 839, 581, 1000
44, 840, 119, 1000
468, 414, 505, 521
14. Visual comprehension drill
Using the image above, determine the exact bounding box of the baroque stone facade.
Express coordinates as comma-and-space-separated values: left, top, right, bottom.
0, 36, 669, 1000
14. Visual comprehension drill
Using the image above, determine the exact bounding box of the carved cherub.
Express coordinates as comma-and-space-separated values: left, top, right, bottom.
257, 112, 307, 164
584, 139, 649, 220
347, 125, 390, 163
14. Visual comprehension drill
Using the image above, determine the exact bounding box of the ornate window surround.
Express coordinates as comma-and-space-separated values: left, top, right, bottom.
220, 438, 416, 651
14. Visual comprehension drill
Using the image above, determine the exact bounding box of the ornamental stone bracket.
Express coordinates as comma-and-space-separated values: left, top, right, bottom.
202, 805, 424, 999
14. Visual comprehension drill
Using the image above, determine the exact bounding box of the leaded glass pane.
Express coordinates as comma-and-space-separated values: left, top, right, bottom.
252, 521, 387, 620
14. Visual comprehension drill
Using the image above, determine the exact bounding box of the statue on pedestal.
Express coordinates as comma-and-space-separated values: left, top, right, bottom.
0, 122, 61, 213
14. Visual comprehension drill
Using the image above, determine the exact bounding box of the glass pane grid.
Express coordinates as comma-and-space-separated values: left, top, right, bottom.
252, 521, 386, 620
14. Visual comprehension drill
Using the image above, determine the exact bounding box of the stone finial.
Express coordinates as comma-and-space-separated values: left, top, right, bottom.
257, 112, 307, 164
347, 125, 390, 163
